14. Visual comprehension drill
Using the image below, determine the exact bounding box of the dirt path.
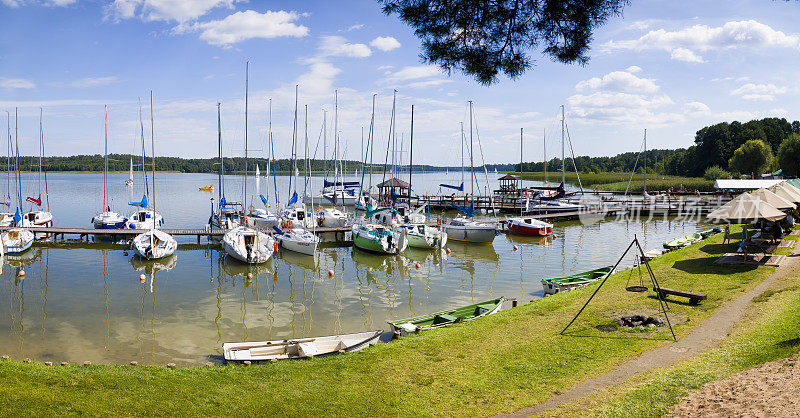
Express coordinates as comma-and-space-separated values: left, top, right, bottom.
499, 251, 800, 417
668, 353, 800, 417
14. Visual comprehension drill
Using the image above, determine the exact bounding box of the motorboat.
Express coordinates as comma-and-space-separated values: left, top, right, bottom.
125, 209, 163, 229
280, 204, 316, 229
246, 207, 281, 230
92, 210, 127, 229
403, 223, 447, 249
443, 217, 497, 243
507, 217, 553, 236
222, 226, 275, 264
317, 207, 348, 227
132, 229, 177, 260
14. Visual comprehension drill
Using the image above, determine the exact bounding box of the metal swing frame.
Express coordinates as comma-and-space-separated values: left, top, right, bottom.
560, 234, 677, 342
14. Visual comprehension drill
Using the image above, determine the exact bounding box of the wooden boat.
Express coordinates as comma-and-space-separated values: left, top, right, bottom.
223, 330, 382, 361
199, 185, 214, 191
541, 266, 613, 295
699, 227, 722, 239
663, 232, 702, 250
387, 297, 505, 336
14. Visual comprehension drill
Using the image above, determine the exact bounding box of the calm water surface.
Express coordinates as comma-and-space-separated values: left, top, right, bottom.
0, 172, 710, 365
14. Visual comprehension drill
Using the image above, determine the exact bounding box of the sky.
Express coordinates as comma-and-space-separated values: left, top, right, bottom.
1, 0, 799, 167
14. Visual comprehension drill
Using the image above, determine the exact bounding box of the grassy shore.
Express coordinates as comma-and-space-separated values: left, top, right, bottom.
511, 172, 715, 193
0, 227, 781, 416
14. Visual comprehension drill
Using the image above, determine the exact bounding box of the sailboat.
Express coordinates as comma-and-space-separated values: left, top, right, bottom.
318, 91, 349, 227
22, 108, 54, 232
1, 108, 34, 255
443, 102, 497, 243
400, 104, 446, 249
126, 158, 134, 186
91, 106, 127, 230
132, 92, 177, 260
222, 62, 275, 264
279, 86, 315, 230
208, 103, 244, 234
351, 94, 408, 255
0, 111, 15, 227
275, 102, 319, 257
245, 100, 279, 230
126, 99, 163, 230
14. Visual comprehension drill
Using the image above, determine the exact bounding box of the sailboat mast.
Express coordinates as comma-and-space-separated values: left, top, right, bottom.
543, 128, 547, 183
217, 102, 223, 206
103, 105, 108, 211
269, 99, 279, 207
408, 105, 414, 203
334, 90, 339, 207
520, 127, 523, 176
460, 122, 464, 189
561, 105, 565, 186
469, 101, 474, 209
38, 108, 42, 201
5, 111, 10, 206
304, 104, 308, 198
243, 61, 249, 217
150, 91, 156, 229
289, 85, 298, 200
643, 129, 647, 194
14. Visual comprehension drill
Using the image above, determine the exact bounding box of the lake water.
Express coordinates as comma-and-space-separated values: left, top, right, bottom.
0, 172, 710, 365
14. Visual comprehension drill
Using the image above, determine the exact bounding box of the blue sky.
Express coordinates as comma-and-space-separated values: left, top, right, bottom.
1, 0, 799, 166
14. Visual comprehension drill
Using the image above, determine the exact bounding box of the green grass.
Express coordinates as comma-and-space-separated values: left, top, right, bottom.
0, 227, 777, 416
547, 249, 800, 417
511, 172, 715, 193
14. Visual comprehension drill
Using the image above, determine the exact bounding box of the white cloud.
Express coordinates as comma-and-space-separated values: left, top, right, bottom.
319, 35, 371, 58
46, 0, 76, 6
184, 10, 309, 47
670, 47, 704, 63
65, 76, 120, 88
407, 79, 452, 89
575, 70, 659, 94
0, 77, 35, 89
385, 65, 443, 82
730, 83, 787, 101
1, 0, 21, 6
625, 65, 642, 73
604, 20, 800, 63
370, 36, 401, 52
684, 101, 711, 114
106, 0, 241, 23
346, 24, 364, 31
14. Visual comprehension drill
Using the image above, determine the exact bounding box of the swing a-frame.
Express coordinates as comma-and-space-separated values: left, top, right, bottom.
561, 235, 677, 342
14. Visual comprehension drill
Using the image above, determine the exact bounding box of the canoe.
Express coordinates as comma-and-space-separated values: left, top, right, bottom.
222, 330, 382, 361
387, 297, 505, 336
699, 227, 722, 239
663, 232, 702, 250
540, 266, 613, 295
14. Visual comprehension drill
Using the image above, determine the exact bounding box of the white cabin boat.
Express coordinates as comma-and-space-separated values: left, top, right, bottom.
132, 229, 177, 260
444, 217, 497, 243
222, 226, 275, 264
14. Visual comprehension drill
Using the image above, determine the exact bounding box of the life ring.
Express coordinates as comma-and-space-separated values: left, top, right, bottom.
248, 204, 255, 212
436, 216, 442, 225
286, 219, 292, 229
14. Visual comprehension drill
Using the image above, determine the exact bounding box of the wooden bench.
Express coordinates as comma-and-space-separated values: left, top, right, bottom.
654, 287, 707, 305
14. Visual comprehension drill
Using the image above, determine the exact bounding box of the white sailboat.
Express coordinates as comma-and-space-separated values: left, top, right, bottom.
245, 109, 279, 231
92, 106, 128, 230
443, 102, 497, 244
0, 111, 15, 227
317, 92, 350, 228
222, 62, 275, 264
126, 158, 134, 186
2, 108, 34, 255
133, 92, 176, 260
22, 107, 54, 231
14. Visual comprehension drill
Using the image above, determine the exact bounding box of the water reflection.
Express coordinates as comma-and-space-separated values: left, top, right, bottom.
0, 216, 712, 365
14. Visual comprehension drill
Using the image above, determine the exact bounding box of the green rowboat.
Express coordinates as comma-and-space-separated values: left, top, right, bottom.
663, 232, 702, 250
540, 266, 614, 295
388, 297, 505, 336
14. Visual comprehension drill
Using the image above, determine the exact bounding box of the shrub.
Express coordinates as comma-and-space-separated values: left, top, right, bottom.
703, 165, 732, 180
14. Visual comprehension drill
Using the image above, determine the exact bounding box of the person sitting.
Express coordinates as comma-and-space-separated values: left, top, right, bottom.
772, 222, 783, 244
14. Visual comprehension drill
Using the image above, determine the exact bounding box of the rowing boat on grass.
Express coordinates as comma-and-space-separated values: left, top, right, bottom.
663, 232, 702, 250
222, 330, 382, 361
541, 266, 613, 295
387, 297, 505, 337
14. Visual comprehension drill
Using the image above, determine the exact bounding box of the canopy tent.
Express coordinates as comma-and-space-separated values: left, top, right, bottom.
706, 192, 786, 223
785, 178, 800, 190
714, 179, 783, 191
781, 181, 800, 199
767, 182, 800, 205
749, 188, 795, 211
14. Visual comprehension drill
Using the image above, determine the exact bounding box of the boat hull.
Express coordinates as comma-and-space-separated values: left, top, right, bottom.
444, 224, 497, 243
223, 330, 382, 362
132, 230, 177, 260
388, 297, 505, 337
508, 219, 552, 236
1, 228, 35, 255
222, 226, 275, 264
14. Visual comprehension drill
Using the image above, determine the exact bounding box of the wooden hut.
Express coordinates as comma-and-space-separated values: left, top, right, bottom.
496, 174, 520, 195
376, 177, 411, 203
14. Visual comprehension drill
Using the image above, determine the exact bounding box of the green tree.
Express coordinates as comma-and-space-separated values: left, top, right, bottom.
380, 0, 628, 85
729, 139, 773, 178
703, 165, 731, 180
778, 133, 800, 177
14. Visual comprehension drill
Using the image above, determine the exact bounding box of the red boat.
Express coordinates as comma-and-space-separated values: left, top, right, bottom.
507, 217, 553, 236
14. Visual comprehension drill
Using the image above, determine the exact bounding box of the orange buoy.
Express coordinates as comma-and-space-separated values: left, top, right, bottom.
18, 270, 25, 277
328, 269, 334, 278
445, 248, 451, 254
553, 234, 558, 239
513, 245, 518, 252
139, 274, 146, 282
274, 240, 279, 252
286, 219, 293, 229
247, 273, 253, 280
415, 262, 421, 270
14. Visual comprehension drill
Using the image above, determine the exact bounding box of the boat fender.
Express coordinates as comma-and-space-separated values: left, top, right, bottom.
273, 240, 279, 253
328, 269, 334, 278
513, 245, 518, 252
415, 262, 421, 270
437, 217, 441, 225
445, 248, 451, 255
249, 204, 255, 212
18, 270, 25, 278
